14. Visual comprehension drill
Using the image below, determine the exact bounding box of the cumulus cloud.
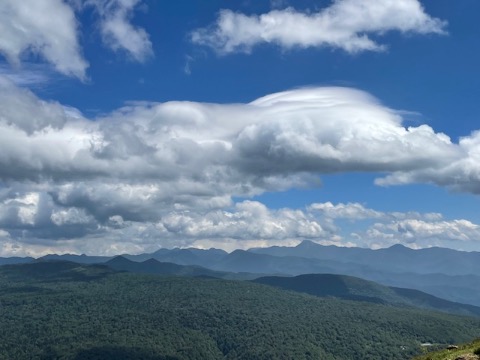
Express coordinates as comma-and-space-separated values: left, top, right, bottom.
309, 202, 480, 250
0, 0, 153, 79
86, 0, 153, 62
377, 131, 480, 194
191, 0, 446, 54
2, 79, 480, 254
362, 218, 480, 250
1, 193, 478, 255
160, 200, 326, 241
0, 80, 464, 191
0, 0, 88, 79
309, 202, 383, 220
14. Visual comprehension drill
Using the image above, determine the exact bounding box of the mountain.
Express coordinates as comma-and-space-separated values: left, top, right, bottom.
208, 249, 371, 275
39, 253, 112, 264
361, 271, 480, 308
1, 261, 480, 360
116, 248, 480, 308
250, 240, 480, 276
253, 273, 480, 318
0, 260, 114, 282
148, 247, 228, 267
105, 256, 256, 279
0, 256, 34, 265
2, 243, 480, 306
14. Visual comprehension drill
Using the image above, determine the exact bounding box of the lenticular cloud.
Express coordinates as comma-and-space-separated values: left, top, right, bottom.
0, 78, 471, 198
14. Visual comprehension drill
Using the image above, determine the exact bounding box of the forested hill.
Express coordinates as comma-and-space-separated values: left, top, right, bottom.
1, 262, 480, 360
253, 274, 480, 318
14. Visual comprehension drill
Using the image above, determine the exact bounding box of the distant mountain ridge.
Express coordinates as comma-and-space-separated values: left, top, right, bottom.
250, 240, 480, 276
2, 242, 480, 306
105, 256, 259, 280
20, 240, 480, 277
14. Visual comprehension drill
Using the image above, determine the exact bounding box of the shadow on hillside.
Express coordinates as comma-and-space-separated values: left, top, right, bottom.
72, 347, 180, 360
40, 346, 180, 360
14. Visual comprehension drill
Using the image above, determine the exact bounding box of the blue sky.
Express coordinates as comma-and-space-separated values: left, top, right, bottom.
1, 0, 480, 256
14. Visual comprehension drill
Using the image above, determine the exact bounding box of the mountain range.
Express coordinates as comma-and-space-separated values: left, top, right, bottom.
2, 241, 480, 307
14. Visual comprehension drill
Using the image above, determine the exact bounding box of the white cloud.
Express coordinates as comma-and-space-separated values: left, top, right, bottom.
191, 0, 446, 54
160, 200, 327, 241
0, 0, 88, 79
1, 193, 479, 255
87, 0, 153, 62
0, 80, 463, 194
2, 79, 480, 254
310, 202, 480, 250
377, 131, 480, 194
309, 202, 383, 220
362, 218, 480, 250
0, 0, 153, 79
306, 202, 480, 250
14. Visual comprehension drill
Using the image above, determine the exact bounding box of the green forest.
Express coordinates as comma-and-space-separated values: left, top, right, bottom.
0, 262, 479, 360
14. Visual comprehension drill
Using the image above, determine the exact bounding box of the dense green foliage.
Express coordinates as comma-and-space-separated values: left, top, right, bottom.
1, 262, 480, 360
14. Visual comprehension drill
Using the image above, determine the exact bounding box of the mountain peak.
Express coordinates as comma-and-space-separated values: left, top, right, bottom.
387, 244, 411, 251
296, 240, 321, 248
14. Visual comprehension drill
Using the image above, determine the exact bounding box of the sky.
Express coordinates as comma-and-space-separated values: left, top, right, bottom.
1, 0, 480, 256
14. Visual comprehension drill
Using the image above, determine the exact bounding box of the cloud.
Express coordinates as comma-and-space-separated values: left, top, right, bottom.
0, 64, 52, 87
309, 202, 383, 220
0, 0, 153, 79
377, 131, 480, 194
191, 0, 446, 54
362, 218, 480, 250
0, 0, 88, 79
86, 0, 153, 62
160, 200, 327, 241
309, 202, 480, 250
2, 79, 480, 254
0, 80, 462, 191
1, 193, 478, 256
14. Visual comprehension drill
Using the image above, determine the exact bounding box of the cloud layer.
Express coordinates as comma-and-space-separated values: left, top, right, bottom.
0, 0, 152, 79
1, 77, 480, 255
191, 0, 446, 54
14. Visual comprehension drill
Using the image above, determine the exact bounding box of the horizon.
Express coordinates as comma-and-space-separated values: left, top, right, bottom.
2, 0, 480, 257
9, 240, 480, 259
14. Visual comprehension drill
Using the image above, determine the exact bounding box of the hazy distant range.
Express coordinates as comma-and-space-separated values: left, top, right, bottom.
3, 241, 479, 308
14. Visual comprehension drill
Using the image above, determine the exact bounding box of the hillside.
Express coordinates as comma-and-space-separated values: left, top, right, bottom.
1, 262, 480, 359
253, 274, 480, 318
412, 338, 480, 360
